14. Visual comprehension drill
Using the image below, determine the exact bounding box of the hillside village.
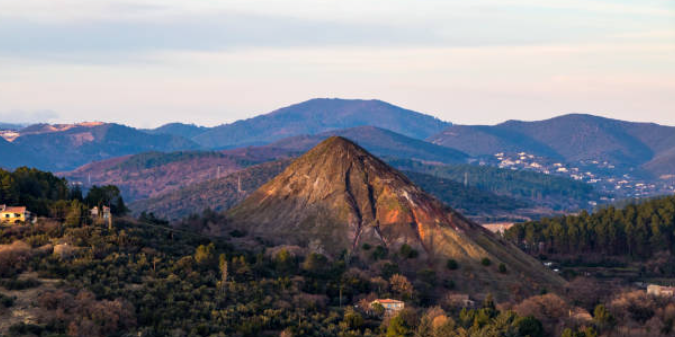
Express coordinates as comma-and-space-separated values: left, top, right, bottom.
488, 151, 675, 200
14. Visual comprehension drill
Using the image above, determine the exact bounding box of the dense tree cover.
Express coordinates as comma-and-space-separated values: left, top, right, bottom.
0, 167, 72, 216
0, 167, 127, 218
506, 195, 675, 263
403, 171, 528, 214
84, 185, 127, 215
2, 214, 675, 336
391, 160, 598, 210
0, 214, 555, 337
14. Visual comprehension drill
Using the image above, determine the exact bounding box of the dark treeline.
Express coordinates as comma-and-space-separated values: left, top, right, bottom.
0, 167, 126, 218
506, 195, 675, 260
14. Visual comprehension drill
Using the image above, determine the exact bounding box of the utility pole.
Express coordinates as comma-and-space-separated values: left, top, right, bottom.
339, 283, 343, 309
217, 166, 221, 179
464, 171, 469, 187
108, 203, 113, 231
237, 176, 243, 194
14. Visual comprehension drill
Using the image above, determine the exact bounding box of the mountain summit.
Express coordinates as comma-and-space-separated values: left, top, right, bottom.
228, 136, 563, 294
193, 98, 450, 148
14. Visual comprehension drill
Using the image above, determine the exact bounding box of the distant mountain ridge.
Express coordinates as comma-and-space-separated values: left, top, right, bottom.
265, 125, 468, 164
62, 125, 467, 203
192, 98, 451, 148
429, 113, 675, 176
145, 123, 209, 139
3, 122, 200, 171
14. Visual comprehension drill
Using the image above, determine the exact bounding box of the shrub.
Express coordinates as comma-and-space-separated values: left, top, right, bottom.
0, 293, 14, 308
371, 246, 388, 260
446, 259, 459, 270
443, 279, 455, 289
0, 278, 42, 290
498, 263, 507, 273
481, 257, 491, 266
229, 229, 247, 238
399, 244, 419, 259
381, 262, 400, 279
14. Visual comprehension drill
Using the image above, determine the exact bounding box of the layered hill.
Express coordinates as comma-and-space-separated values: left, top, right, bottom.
390, 159, 598, 211
129, 159, 530, 222
266, 126, 468, 164
193, 98, 450, 148
129, 160, 291, 220
225, 137, 564, 294
0, 137, 41, 169
429, 114, 675, 175
8, 123, 200, 171
63, 147, 295, 201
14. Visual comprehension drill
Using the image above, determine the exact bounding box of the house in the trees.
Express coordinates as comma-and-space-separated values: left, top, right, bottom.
444, 293, 476, 308
370, 299, 404, 316
90, 206, 111, 221
647, 284, 675, 297
0, 205, 31, 224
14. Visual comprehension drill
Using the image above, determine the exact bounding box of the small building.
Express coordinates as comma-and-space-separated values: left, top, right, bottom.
444, 293, 475, 308
0, 205, 31, 224
647, 284, 675, 297
90, 206, 111, 220
371, 299, 404, 315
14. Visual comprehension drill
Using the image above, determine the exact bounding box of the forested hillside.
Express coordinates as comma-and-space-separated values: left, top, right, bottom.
129, 160, 291, 220
63, 148, 296, 202
391, 160, 598, 211
0, 167, 127, 219
2, 211, 673, 336
506, 195, 675, 272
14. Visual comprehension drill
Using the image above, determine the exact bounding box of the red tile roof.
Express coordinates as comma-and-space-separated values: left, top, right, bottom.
1, 206, 27, 213
374, 299, 403, 304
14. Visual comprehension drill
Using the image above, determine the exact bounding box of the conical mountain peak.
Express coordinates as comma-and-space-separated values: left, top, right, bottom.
226, 137, 564, 296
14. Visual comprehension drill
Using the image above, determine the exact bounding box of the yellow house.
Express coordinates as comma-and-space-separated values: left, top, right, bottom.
0, 205, 31, 224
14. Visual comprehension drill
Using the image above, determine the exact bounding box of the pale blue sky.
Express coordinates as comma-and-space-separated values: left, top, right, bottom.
0, 0, 673, 127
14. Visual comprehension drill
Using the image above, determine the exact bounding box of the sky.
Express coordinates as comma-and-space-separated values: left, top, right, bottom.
0, 0, 674, 128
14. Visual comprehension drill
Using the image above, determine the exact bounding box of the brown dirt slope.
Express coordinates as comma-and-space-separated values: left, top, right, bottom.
227, 137, 565, 294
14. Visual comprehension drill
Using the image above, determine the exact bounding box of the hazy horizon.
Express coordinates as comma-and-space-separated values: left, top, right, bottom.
1, 0, 674, 128
3, 98, 675, 129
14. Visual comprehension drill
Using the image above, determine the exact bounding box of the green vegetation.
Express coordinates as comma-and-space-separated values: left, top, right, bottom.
392, 160, 598, 209
399, 244, 418, 259
446, 259, 458, 270
506, 195, 675, 267
0, 167, 127, 219
0, 216, 561, 337
84, 185, 127, 215
498, 263, 507, 274
0, 167, 72, 216
403, 171, 528, 214
1, 210, 674, 336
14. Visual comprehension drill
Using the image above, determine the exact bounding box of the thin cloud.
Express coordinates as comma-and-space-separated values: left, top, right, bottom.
0, 110, 60, 124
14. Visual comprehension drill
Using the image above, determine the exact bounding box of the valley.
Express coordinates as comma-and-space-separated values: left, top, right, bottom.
1, 99, 674, 337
